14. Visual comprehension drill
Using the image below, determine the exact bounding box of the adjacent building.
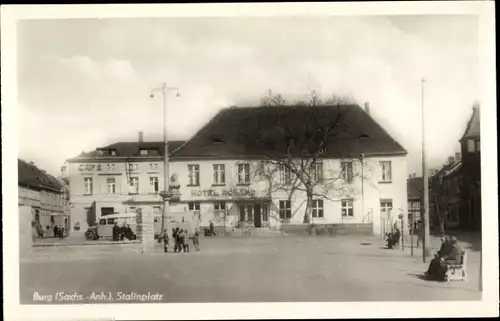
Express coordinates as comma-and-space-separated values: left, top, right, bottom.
429, 103, 481, 232
18, 159, 70, 239
65, 104, 408, 236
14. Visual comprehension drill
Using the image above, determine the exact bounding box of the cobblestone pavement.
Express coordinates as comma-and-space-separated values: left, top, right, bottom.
20, 235, 482, 304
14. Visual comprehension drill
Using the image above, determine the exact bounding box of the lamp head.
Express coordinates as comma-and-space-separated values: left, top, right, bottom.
149, 93, 155, 98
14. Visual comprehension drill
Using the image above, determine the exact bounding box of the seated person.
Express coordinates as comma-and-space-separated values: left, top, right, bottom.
426, 236, 461, 280
386, 227, 401, 249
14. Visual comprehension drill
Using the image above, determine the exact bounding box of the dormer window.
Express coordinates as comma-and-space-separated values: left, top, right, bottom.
110, 150, 117, 156
140, 149, 148, 156
97, 150, 104, 156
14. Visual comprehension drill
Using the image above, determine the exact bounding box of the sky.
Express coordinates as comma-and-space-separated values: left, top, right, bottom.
17, 15, 479, 177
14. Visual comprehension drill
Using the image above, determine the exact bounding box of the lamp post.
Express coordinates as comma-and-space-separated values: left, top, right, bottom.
150, 83, 180, 241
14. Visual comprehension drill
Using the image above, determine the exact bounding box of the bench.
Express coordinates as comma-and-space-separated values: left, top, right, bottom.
445, 251, 467, 282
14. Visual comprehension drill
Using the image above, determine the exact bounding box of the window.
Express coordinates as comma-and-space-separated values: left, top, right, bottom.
140, 149, 148, 156
153, 206, 162, 215
106, 177, 116, 194
379, 161, 392, 182
312, 162, 323, 183
279, 200, 292, 220
84, 177, 93, 195
214, 201, 226, 217
106, 164, 115, 171
107, 218, 115, 225
213, 164, 226, 185
341, 199, 354, 217
99, 218, 106, 225
237, 163, 251, 184
380, 199, 393, 217
312, 200, 324, 218
188, 165, 200, 186
149, 163, 159, 170
129, 207, 136, 213
110, 150, 117, 156
101, 207, 115, 216
149, 177, 159, 193
128, 163, 138, 171
97, 150, 104, 156
280, 165, 292, 185
262, 203, 269, 222
188, 202, 200, 211
129, 177, 139, 194
341, 161, 353, 183
467, 139, 476, 153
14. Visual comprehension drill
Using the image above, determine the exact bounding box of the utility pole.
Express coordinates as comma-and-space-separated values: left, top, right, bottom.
150, 83, 180, 242
421, 78, 431, 262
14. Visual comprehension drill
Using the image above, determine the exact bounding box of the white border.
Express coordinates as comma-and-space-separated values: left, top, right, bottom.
2, 2, 498, 320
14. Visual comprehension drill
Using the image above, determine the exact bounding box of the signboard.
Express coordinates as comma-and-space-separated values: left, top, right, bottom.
190, 187, 268, 198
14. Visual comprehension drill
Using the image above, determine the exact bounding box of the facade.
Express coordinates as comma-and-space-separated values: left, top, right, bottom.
66, 104, 408, 236
429, 103, 481, 232
18, 159, 69, 238
63, 140, 185, 235
407, 175, 422, 231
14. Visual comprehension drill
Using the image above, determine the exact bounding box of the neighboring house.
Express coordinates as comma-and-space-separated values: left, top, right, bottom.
18, 159, 69, 238
429, 103, 481, 232
407, 175, 422, 231
64, 137, 185, 234
66, 104, 408, 236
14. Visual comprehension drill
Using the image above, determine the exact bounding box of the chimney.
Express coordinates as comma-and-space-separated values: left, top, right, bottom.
364, 102, 370, 114
455, 152, 461, 162
447, 156, 454, 165
138, 131, 144, 143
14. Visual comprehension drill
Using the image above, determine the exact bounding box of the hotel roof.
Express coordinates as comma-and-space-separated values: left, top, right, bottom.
171, 104, 407, 159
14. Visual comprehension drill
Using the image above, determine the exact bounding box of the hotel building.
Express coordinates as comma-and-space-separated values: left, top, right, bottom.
65, 104, 408, 236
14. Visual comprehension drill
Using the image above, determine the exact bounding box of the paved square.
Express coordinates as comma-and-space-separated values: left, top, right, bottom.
20, 235, 481, 304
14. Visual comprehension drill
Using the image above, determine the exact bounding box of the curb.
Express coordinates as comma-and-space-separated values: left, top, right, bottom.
31, 241, 142, 248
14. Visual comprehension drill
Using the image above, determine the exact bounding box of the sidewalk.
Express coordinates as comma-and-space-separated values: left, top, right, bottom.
31, 235, 141, 247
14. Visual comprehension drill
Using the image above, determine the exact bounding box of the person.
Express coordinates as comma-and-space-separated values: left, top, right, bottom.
416, 221, 423, 248
58, 225, 65, 239
112, 222, 119, 241
125, 224, 134, 240
425, 235, 454, 280
162, 229, 169, 253
177, 228, 186, 253
209, 221, 216, 237
386, 227, 401, 249
53, 225, 59, 238
444, 236, 462, 265
183, 229, 190, 253
174, 227, 181, 253
193, 228, 200, 251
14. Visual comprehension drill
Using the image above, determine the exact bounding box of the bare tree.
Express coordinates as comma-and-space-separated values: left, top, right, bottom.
236, 90, 367, 226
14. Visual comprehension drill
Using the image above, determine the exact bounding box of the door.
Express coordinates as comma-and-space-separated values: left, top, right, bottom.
239, 204, 246, 223
254, 203, 262, 228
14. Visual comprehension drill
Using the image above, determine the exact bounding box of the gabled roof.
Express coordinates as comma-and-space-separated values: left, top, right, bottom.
461, 104, 480, 140
171, 104, 407, 159
18, 159, 63, 192
69, 141, 185, 161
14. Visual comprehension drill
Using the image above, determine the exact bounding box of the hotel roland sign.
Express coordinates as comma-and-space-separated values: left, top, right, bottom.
190, 187, 268, 198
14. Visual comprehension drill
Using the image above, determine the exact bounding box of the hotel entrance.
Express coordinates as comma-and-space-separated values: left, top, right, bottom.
238, 202, 269, 228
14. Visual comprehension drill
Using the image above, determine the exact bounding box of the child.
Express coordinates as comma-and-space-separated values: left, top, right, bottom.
162, 229, 169, 253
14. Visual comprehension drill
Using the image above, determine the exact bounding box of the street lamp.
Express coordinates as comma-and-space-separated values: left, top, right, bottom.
150, 83, 180, 240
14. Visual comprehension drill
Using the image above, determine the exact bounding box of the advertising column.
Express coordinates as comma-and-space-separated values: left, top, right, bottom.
136, 208, 155, 253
